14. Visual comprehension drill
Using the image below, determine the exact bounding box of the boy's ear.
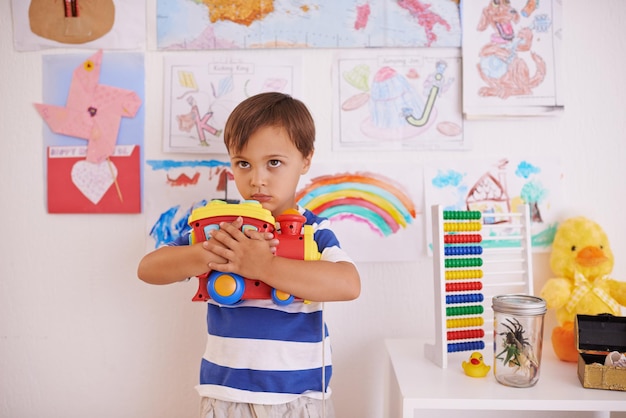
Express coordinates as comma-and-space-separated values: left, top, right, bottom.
301, 151, 314, 174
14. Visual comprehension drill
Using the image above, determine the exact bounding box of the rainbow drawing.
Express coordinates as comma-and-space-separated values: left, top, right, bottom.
295, 173, 417, 237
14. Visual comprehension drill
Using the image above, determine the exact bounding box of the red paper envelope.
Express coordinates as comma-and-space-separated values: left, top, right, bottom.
47, 145, 141, 213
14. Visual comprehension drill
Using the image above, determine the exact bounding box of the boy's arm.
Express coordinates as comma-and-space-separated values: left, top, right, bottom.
137, 243, 224, 285
260, 258, 361, 302
207, 221, 361, 302
137, 217, 276, 286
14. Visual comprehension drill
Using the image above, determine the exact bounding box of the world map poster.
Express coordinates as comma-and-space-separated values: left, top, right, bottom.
157, 0, 461, 50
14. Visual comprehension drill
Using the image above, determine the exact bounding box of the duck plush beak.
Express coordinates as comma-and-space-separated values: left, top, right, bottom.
576, 246, 608, 268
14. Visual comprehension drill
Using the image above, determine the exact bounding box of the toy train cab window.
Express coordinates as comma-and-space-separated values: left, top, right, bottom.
198, 224, 219, 243
188, 200, 320, 306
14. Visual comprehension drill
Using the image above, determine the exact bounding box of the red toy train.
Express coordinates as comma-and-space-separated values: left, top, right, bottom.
188, 200, 320, 305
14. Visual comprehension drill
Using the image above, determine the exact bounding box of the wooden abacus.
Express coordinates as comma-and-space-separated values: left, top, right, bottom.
424, 205, 534, 368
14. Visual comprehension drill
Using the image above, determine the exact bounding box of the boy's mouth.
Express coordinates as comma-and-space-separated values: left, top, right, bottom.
251, 194, 271, 203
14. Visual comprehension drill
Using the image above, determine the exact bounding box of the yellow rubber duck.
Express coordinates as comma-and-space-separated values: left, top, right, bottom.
462, 352, 491, 378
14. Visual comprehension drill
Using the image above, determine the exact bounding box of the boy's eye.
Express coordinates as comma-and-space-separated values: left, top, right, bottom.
268, 160, 281, 168
237, 161, 250, 169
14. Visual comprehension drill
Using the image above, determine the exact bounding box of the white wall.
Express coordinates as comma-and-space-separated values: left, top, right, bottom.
1, 1, 626, 417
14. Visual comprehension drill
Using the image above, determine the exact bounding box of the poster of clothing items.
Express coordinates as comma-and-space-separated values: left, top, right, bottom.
423, 156, 564, 255
11, 0, 145, 50
461, 0, 564, 118
35, 50, 145, 213
333, 48, 465, 151
156, 0, 461, 49
163, 51, 302, 154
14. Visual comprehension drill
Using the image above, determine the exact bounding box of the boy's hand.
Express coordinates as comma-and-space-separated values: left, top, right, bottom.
203, 216, 278, 250
202, 217, 278, 277
200, 217, 242, 264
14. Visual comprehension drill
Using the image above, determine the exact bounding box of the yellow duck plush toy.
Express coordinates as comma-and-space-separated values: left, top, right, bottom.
540, 217, 626, 362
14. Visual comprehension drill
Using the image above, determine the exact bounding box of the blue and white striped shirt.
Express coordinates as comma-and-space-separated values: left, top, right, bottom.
172, 207, 353, 404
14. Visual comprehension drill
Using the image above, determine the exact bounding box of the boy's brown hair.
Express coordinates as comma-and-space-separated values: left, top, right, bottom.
223, 92, 315, 157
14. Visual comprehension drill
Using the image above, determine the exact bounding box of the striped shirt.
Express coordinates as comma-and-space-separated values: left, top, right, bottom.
171, 207, 353, 404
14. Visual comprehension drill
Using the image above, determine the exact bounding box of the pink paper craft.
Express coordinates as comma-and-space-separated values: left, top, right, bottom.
34, 50, 142, 164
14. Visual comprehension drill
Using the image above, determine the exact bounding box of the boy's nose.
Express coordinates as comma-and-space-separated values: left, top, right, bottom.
250, 169, 267, 187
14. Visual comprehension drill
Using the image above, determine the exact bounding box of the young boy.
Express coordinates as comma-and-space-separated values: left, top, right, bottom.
137, 92, 361, 418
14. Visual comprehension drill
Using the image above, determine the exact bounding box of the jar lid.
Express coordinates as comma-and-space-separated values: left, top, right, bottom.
492, 294, 547, 316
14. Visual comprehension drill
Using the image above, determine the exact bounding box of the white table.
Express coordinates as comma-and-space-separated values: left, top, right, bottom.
385, 338, 626, 418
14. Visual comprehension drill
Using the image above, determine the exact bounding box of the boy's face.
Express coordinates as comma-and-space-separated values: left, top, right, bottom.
229, 125, 312, 217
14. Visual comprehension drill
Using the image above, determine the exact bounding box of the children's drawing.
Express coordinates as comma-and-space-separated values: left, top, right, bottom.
424, 157, 563, 254
296, 173, 416, 237
163, 53, 301, 153
36, 50, 142, 164
47, 145, 141, 213
476, 3, 546, 98
145, 159, 240, 249
297, 164, 423, 262
334, 49, 465, 151
462, 0, 563, 117
145, 160, 423, 261
36, 51, 144, 214
157, 0, 460, 50
11, 0, 145, 50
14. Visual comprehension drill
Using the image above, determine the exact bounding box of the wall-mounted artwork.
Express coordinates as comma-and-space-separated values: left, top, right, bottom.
333, 48, 465, 151
163, 52, 301, 154
144, 159, 239, 250
423, 157, 563, 254
157, 0, 460, 50
296, 163, 423, 262
11, 0, 145, 50
47, 145, 141, 213
145, 160, 423, 262
461, 0, 564, 117
35, 50, 144, 214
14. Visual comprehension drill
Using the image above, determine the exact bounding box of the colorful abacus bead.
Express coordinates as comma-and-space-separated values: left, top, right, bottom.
445, 270, 483, 280
445, 293, 484, 304
445, 281, 483, 292
447, 340, 485, 353
444, 234, 482, 244
446, 305, 484, 317
443, 221, 482, 232
443, 210, 482, 220
444, 258, 483, 268
446, 317, 484, 329
447, 328, 485, 341
444, 246, 483, 256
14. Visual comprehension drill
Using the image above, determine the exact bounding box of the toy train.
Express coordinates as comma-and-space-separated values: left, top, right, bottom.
188, 200, 320, 305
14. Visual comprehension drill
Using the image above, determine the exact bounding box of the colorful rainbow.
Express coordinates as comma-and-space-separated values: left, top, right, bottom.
295, 173, 417, 237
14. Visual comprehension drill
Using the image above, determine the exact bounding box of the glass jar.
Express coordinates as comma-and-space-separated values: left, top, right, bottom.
492, 294, 547, 388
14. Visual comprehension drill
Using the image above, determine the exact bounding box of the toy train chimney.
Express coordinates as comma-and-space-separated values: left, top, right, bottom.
276, 210, 306, 236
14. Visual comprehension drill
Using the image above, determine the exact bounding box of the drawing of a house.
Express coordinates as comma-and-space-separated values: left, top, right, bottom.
466, 160, 511, 224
